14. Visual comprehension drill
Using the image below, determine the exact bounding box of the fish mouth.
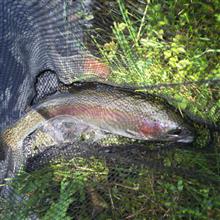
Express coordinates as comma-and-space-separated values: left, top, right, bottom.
166, 127, 194, 143
171, 134, 194, 143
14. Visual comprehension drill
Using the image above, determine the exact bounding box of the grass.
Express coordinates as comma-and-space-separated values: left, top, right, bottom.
1, 0, 220, 219
96, 0, 220, 122
1, 148, 220, 219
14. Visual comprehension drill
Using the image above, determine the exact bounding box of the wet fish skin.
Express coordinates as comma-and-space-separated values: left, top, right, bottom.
22, 116, 106, 159
0, 111, 46, 172
0, 82, 195, 150
0, 114, 104, 172
35, 82, 194, 143
0, 82, 194, 172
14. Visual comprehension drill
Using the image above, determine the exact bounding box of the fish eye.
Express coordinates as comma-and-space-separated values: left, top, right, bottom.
168, 128, 182, 135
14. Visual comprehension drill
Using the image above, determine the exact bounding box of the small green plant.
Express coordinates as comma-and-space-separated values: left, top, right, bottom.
96, 0, 220, 123
2, 151, 220, 219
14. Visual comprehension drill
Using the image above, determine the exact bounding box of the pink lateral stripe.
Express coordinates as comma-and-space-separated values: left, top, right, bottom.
44, 104, 133, 122
42, 103, 163, 136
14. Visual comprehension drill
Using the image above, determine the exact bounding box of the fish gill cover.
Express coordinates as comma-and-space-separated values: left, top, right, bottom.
0, 0, 220, 219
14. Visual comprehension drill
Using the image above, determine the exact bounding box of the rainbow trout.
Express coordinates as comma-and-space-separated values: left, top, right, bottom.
36, 82, 194, 143
1, 82, 194, 171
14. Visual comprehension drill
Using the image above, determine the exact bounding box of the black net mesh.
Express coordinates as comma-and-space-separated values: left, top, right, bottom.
0, 0, 220, 219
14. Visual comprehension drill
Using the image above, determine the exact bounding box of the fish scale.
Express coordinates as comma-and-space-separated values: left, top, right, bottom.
36, 86, 190, 141
0, 82, 195, 173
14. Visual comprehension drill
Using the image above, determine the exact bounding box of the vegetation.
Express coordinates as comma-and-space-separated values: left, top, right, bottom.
1, 0, 220, 219
1, 147, 220, 219
96, 0, 220, 123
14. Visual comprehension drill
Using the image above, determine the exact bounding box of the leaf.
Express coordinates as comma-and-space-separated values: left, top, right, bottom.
177, 180, 184, 192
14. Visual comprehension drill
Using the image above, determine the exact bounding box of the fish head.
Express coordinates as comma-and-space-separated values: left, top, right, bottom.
139, 117, 194, 143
